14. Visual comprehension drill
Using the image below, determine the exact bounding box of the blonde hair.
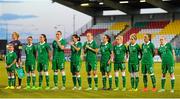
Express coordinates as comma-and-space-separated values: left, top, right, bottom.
12, 32, 19, 39
130, 33, 137, 40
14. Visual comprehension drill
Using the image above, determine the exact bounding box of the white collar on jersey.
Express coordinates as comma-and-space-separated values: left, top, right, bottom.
161, 42, 167, 47
103, 42, 108, 45
131, 43, 137, 46
58, 38, 62, 41
87, 40, 93, 44
145, 41, 150, 45
75, 41, 79, 45
9, 51, 14, 53
27, 44, 33, 47
117, 43, 123, 47
40, 42, 45, 45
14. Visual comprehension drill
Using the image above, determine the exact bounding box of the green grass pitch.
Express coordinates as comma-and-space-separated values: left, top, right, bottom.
0, 61, 179, 98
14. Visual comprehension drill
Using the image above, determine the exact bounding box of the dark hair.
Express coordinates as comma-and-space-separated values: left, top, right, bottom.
41, 34, 47, 42
145, 34, 151, 41
72, 34, 81, 41
27, 36, 33, 39
105, 34, 111, 43
57, 31, 62, 34
8, 43, 14, 48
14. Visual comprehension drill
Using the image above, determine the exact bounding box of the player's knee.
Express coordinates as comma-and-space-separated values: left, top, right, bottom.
122, 71, 125, 76
87, 72, 91, 76
108, 75, 112, 78
130, 73, 134, 77
115, 71, 119, 77
11, 75, 15, 79
61, 71, 66, 76
54, 72, 58, 75
32, 73, 36, 77
150, 73, 154, 76
134, 72, 139, 77
170, 73, 175, 79
45, 71, 49, 76
27, 73, 30, 77
162, 74, 166, 77
39, 72, 43, 75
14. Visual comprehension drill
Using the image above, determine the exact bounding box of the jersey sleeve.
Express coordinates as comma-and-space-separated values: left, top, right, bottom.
14, 52, 17, 60
93, 41, 98, 49
109, 43, 113, 52
46, 43, 51, 51
168, 43, 173, 53
78, 42, 82, 49
61, 39, 66, 46
151, 43, 155, 56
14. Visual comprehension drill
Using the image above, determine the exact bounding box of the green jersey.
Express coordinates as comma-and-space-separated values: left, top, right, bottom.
37, 42, 51, 63
52, 39, 66, 61
128, 43, 141, 64
83, 40, 98, 62
100, 42, 113, 62
6, 51, 17, 66
158, 43, 174, 64
71, 41, 82, 62
141, 42, 155, 64
24, 44, 36, 64
113, 44, 127, 63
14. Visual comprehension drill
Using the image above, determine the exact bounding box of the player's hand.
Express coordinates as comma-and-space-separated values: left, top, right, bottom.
69, 41, 74, 45
6, 65, 10, 69
86, 45, 91, 49
108, 60, 111, 65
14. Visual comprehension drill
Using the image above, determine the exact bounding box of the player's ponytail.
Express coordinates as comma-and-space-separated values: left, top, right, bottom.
105, 34, 111, 43
41, 34, 47, 43
72, 34, 81, 41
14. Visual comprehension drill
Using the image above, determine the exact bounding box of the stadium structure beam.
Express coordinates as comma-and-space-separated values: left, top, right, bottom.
52, 0, 102, 16
146, 0, 176, 13
97, 0, 140, 15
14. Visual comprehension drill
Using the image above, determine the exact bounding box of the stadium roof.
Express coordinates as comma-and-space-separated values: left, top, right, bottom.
52, 0, 180, 16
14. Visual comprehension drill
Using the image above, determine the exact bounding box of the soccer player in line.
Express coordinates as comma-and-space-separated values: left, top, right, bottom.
51, 31, 66, 90
113, 35, 127, 91
69, 34, 82, 90
127, 34, 141, 91
158, 36, 176, 93
100, 34, 113, 90
4, 44, 17, 89
37, 34, 51, 90
141, 34, 157, 92
23, 36, 37, 90
83, 32, 99, 91
9, 32, 23, 89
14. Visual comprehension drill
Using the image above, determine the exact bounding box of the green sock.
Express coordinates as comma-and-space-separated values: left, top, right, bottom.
39, 75, 43, 87
87, 76, 92, 88
135, 77, 139, 89
11, 77, 15, 87
72, 76, 77, 87
122, 76, 126, 88
143, 75, 148, 88
54, 75, 58, 87
77, 76, 82, 87
102, 76, 106, 88
109, 76, 112, 88
131, 77, 135, 89
171, 79, 175, 90
150, 75, 156, 88
161, 78, 166, 89
32, 76, 36, 86
27, 76, 31, 86
46, 75, 50, 87
94, 76, 98, 87
8, 77, 11, 86
62, 75, 66, 87
115, 76, 119, 88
